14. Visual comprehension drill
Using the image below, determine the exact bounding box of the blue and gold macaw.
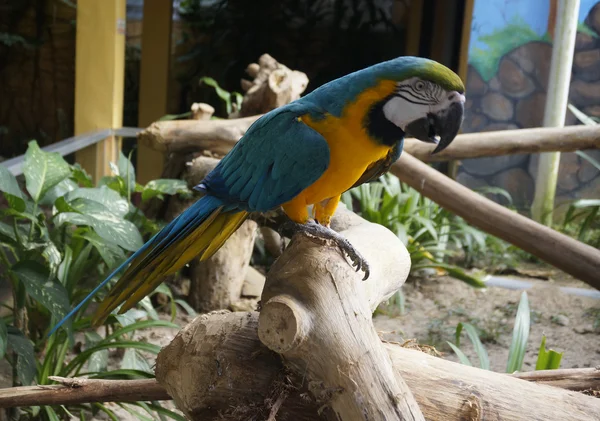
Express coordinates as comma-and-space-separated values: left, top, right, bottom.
50, 56, 465, 334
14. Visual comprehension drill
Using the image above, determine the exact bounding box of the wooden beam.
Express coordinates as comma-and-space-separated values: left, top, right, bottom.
136, 0, 173, 184
136, 116, 600, 160
74, 0, 126, 182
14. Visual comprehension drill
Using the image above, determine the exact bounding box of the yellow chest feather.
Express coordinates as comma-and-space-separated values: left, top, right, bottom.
298, 80, 397, 204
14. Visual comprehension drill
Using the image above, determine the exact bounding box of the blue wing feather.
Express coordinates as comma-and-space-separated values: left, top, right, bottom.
197, 102, 330, 212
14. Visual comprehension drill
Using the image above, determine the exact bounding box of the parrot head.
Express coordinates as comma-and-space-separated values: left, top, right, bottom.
369, 57, 466, 154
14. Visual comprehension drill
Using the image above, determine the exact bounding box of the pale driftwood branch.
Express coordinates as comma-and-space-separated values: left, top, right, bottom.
258, 206, 421, 420
158, 206, 422, 421
512, 367, 600, 391
231, 54, 309, 118
155, 311, 600, 420
190, 103, 215, 120
391, 153, 600, 290
137, 116, 600, 159
0, 377, 168, 408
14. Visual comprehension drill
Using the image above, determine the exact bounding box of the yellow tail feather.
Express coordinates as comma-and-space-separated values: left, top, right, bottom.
92, 209, 248, 326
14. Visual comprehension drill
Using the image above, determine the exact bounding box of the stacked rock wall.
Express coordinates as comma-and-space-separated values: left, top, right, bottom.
459, 3, 600, 212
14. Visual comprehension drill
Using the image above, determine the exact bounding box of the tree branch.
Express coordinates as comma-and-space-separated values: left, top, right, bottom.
137, 117, 600, 160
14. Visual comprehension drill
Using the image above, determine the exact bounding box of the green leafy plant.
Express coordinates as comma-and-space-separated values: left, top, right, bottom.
0, 141, 193, 419
199, 77, 243, 116
448, 292, 562, 373
558, 105, 600, 248
342, 174, 511, 287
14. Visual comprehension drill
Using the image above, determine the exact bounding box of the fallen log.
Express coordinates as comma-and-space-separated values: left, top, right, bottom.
137, 115, 600, 160
153, 207, 600, 421
391, 153, 600, 290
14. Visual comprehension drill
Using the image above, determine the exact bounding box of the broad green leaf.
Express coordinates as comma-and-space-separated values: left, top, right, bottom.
0, 221, 16, 243
117, 152, 136, 193
447, 342, 472, 367
57, 246, 73, 285
0, 163, 26, 211
54, 196, 79, 213
70, 163, 93, 187
114, 308, 148, 327
0, 318, 7, 359
455, 322, 490, 370
23, 140, 71, 203
121, 349, 153, 373
85, 331, 108, 373
175, 299, 197, 317
56, 211, 143, 252
7, 327, 36, 385
68, 242, 93, 289
506, 291, 530, 373
40, 178, 78, 206
42, 241, 62, 276
65, 186, 129, 217
535, 335, 563, 371
142, 179, 191, 201
12, 261, 71, 328
139, 296, 159, 320
77, 231, 125, 269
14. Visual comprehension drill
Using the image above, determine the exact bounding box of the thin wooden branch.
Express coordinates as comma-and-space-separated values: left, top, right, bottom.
391, 153, 600, 290
512, 367, 600, 391
0, 377, 168, 408
137, 117, 600, 160
0, 364, 598, 410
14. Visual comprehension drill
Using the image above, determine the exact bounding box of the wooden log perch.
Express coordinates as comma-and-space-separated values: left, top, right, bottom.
153, 207, 600, 420
257, 207, 422, 420
137, 116, 600, 159
391, 153, 600, 290
154, 312, 600, 420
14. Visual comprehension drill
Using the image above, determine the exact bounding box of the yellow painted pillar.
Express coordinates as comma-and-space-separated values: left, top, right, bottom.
74, 0, 126, 182
137, 0, 173, 184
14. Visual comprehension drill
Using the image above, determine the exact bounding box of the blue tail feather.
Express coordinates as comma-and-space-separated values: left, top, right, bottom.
48, 195, 225, 337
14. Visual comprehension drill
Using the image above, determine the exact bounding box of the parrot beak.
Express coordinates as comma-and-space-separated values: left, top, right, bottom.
405, 100, 464, 154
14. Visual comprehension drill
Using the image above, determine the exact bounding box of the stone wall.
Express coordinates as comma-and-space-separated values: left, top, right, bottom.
459, 3, 600, 211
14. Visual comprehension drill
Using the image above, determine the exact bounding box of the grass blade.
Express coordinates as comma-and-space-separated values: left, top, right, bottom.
446, 342, 473, 367
535, 335, 563, 370
458, 322, 490, 370
506, 291, 530, 373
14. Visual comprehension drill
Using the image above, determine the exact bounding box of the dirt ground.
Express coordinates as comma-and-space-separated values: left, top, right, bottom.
374, 264, 600, 372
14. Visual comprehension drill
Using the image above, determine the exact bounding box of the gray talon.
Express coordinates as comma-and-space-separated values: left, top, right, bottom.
279, 220, 370, 280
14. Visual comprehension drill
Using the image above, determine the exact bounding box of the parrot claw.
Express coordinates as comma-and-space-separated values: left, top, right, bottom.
278, 220, 370, 280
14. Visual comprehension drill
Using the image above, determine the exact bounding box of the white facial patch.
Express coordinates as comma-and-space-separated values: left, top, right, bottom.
382, 96, 430, 130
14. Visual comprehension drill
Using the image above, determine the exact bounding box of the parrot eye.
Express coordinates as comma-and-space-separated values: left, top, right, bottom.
414, 80, 426, 91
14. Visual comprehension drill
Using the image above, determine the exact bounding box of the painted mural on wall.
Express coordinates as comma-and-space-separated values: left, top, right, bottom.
460, 0, 600, 211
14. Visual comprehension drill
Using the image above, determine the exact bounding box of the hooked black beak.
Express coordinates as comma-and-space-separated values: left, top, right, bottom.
405, 101, 464, 154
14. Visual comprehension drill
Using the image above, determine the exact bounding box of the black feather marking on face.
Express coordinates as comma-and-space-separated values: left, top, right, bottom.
365, 96, 406, 147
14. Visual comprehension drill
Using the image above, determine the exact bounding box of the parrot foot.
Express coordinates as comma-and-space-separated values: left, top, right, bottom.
278, 220, 370, 280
